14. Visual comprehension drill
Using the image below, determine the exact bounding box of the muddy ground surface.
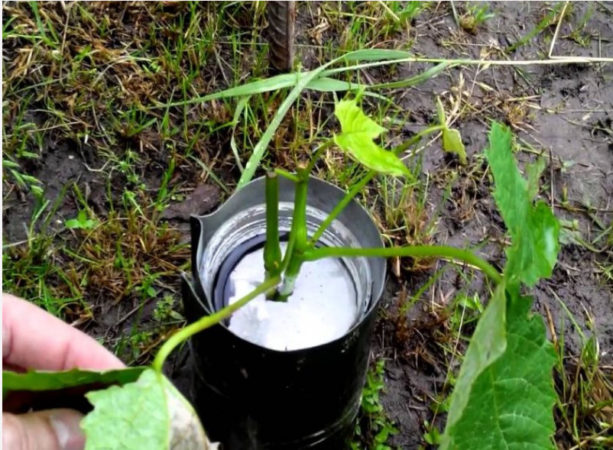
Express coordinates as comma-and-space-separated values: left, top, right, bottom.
2, 2, 612, 449
346, 3, 613, 447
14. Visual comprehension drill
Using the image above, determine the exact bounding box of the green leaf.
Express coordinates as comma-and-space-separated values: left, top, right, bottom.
334, 98, 387, 139
82, 368, 216, 450
442, 289, 556, 449
65, 210, 97, 230
333, 99, 411, 177
485, 122, 560, 286
443, 283, 508, 435
3, 367, 144, 398
442, 127, 467, 165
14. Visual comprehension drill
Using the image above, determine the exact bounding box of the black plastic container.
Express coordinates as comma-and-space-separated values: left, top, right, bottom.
183, 176, 386, 449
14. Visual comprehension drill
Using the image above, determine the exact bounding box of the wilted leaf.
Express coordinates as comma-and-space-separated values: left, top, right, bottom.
485, 122, 560, 286
334, 99, 411, 177
82, 368, 218, 450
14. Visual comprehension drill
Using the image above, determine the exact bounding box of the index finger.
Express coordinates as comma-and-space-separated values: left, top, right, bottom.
2, 293, 124, 371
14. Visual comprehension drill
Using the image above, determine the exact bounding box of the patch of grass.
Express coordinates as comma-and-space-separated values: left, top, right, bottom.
313, 1, 426, 56
457, 3, 495, 35
352, 359, 398, 450
2, 196, 85, 317
66, 203, 189, 302
377, 173, 437, 274
567, 3, 596, 48
551, 296, 613, 449
507, 3, 566, 53
3, 3, 268, 366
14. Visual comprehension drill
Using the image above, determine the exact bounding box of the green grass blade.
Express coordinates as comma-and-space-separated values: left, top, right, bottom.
371, 62, 451, 89
236, 49, 432, 187
339, 49, 412, 62
230, 96, 251, 172
306, 77, 360, 92
162, 72, 302, 108
237, 70, 319, 187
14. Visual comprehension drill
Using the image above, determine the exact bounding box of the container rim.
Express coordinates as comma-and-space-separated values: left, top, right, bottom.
187, 175, 387, 352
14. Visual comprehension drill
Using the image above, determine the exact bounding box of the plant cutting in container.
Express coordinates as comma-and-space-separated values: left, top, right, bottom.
4, 50, 562, 449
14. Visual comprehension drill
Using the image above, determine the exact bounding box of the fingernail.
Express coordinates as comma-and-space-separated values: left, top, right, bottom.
49, 411, 86, 450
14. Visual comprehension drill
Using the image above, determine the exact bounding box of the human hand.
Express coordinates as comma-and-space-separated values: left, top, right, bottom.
2, 293, 124, 450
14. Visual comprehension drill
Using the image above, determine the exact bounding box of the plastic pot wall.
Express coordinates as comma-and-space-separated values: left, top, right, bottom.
184, 176, 386, 449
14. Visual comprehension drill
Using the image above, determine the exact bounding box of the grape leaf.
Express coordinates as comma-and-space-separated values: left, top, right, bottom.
82, 368, 217, 450
485, 122, 560, 286
442, 288, 556, 450
334, 99, 411, 177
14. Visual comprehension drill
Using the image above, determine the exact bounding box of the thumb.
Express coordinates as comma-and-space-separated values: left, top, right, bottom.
2, 409, 85, 450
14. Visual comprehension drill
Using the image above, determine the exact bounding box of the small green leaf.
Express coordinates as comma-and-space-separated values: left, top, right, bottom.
334, 99, 411, 177
485, 122, 560, 286
82, 368, 217, 449
442, 127, 467, 165
65, 210, 98, 230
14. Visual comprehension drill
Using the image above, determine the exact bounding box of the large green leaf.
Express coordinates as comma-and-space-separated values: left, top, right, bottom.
333, 99, 411, 177
485, 122, 560, 286
442, 289, 556, 449
3, 367, 144, 396
443, 284, 508, 437
82, 368, 216, 449
442, 122, 559, 449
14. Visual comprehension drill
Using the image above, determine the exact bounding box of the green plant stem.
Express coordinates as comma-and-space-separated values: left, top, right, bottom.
308, 171, 375, 247
278, 167, 309, 298
274, 168, 299, 182
390, 124, 445, 155
264, 172, 282, 281
308, 125, 444, 247
152, 276, 280, 373
303, 246, 502, 284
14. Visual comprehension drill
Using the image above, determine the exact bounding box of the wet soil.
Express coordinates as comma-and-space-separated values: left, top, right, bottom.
346, 3, 613, 447
2, 2, 612, 449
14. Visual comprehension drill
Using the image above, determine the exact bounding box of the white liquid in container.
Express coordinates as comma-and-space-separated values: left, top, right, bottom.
227, 244, 357, 351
